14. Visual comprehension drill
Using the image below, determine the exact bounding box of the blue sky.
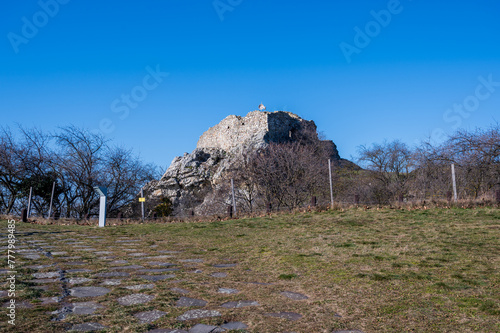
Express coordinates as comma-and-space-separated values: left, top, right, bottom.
2, 0, 499, 170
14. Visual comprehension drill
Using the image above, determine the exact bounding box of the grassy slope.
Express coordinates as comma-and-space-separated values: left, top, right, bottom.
1, 208, 499, 332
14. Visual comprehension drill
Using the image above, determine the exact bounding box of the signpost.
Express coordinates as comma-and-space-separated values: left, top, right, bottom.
93, 186, 107, 227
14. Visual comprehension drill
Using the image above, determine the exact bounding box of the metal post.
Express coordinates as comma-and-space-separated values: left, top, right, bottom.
451, 164, 458, 202
27, 187, 33, 218
141, 188, 145, 221
48, 181, 55, 219
328, 159, 334, 208
231, 178, 236, 216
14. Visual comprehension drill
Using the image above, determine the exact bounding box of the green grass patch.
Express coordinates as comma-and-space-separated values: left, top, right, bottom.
1, 207, 499, 333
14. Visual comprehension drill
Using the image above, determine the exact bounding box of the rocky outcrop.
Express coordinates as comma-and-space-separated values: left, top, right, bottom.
197, 111, 319, 153
144, 148, 230, 216
144, 110, 347, 216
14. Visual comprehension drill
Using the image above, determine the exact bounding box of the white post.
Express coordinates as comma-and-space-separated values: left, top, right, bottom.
27, 186, 33, 218
328, 159, 334, 208
94, 186, 107, 227
451, 164, 458, 202
141, 188, 145, 221
48, 181, 55, 219
231, 178, 237, 216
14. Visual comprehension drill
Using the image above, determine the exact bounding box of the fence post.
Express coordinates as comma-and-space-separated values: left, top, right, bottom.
48, 181, 55, 219
227, 205, 233, 218
231, 178, 237, 216
311, 196, 317, 207
27, 187, 33, 218
22, 208, 27, 222
267, 202, 272, 214
447, 191, 452, 202
451, 164, 458, 202
354, 194, 360, 205
328, 159, 334, 208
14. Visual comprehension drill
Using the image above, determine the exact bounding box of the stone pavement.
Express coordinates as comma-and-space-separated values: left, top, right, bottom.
0, 229, 364, 333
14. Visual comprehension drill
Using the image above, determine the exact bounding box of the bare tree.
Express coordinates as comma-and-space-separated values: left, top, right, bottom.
444, 125, 500, 198
53, 126, 108, 218
358, 140, 414, 203
0, 127, 24, 214
228, 152, 261, 213
411, 140, 450, 200
104, 146, 159, 216
17, 127, 61, 216
249, 140, 329, 210
0, 125, 159, 219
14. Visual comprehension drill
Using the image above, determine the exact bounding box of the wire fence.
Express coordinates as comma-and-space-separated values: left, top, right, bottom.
5, 190, 500, 226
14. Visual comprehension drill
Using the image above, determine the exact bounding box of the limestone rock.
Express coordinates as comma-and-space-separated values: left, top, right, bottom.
140, 110, 350, 216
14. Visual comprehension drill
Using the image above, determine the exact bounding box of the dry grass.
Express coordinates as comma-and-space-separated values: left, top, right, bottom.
1, 207, 499, 332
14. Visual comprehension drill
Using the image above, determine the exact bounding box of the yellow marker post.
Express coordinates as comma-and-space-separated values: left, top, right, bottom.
140, 188, 145, 221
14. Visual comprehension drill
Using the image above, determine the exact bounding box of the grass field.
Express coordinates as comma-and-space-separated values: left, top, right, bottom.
1, 207, 499, 332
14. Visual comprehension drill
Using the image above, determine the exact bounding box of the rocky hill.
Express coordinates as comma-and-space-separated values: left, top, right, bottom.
142, 110, 350, 216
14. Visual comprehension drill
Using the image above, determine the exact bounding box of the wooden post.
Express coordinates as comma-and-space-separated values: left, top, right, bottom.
447, 191, 452, 202
48, 181, 55, 219
231, 178, 237, 216
328, 159, 334, 208
21, 208, 27, 222
354, 194, 360, 205
451, 164, 458, 202
227, 205, 233, 218
311, 196, 317, 207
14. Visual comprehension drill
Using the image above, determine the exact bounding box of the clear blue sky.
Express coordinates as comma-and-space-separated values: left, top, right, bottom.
2, 0, 499, 171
